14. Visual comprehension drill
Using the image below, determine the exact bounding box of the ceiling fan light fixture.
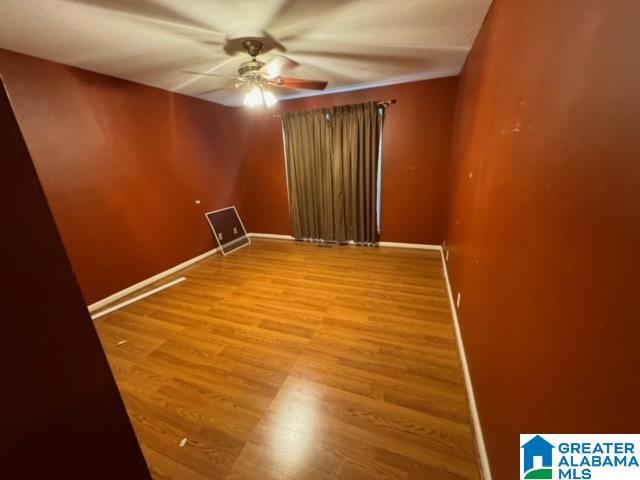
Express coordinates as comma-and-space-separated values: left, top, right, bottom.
243, 85, 278, 109
244, 85, 263, 108
263, 89, 278, 108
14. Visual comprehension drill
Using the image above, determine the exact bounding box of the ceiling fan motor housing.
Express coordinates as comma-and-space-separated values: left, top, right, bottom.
242, 39, 264, 58
237, 39, 266, 78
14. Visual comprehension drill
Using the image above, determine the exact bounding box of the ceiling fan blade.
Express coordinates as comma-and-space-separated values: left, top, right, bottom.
278, 77, 328, 91
182, 70, 241, 79
64, 0, 226, 35
196, 84, 235, 95
265, 0, 352, 42
259, 56, 298, 78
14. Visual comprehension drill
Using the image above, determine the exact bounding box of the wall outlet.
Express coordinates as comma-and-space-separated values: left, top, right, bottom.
233, 227, 238, 234
456, 292, 461, 308
218, 233, 223, 240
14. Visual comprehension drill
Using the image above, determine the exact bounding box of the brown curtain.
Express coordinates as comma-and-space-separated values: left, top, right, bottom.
283, 102, 383, 243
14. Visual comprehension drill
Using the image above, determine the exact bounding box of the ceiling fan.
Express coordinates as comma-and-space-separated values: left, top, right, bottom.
184, 39, 328, 108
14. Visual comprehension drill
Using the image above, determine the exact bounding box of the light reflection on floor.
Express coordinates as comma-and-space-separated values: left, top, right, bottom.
267, 381, 319, 476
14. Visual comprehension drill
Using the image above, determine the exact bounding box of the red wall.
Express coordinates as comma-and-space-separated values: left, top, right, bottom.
444, 1, 640, 479
0, 49, 240, 304
235, 78, 459, 244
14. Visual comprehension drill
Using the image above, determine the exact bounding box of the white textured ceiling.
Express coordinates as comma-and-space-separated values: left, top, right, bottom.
0, 0, 491, 106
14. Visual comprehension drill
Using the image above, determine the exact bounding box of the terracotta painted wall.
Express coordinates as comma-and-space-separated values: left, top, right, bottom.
444, 2, 640, 479
0, 49, 240, 304
235, 78, 459, 244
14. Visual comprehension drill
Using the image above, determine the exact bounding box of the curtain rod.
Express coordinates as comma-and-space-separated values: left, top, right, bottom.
271, 98, 396, 119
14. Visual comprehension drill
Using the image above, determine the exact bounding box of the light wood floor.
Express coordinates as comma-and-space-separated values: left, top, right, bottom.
94, 239, 480, 480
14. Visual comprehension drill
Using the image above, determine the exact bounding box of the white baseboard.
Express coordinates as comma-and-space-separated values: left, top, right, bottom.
87, 247, 219, 313
439, 249, 492, 480
249, 234, 443, 252
88, 233, 293, 313
249, 233, 295, 240
378, 241, 442, 251
90, 277, 186, 320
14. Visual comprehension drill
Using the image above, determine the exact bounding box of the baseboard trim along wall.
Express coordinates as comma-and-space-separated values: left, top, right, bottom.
248, 233, 295, 240
440, 247, 493, 480
249, 234, 444, 252
378, 241, 442, 251
87, 247, 219, 313
90, 277, 186, 320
